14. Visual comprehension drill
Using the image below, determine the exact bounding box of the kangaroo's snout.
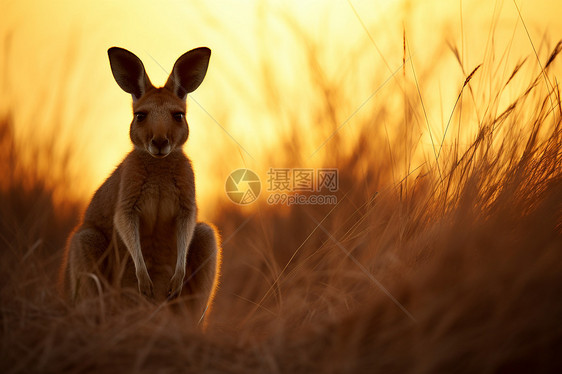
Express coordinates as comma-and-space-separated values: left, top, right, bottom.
152, 137, 169, 148
149, 136, 171, 157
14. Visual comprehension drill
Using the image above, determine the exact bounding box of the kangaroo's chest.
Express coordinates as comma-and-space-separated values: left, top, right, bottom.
137, 176, 179, 233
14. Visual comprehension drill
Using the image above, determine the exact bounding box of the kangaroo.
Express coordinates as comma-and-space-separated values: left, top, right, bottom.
60, 47, 221, 322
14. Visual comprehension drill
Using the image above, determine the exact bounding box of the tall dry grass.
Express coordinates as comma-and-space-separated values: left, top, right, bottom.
1, 31, 562, 374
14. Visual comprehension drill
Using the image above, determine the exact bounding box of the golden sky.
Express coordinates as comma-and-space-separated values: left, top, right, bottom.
1, 0, 560, 218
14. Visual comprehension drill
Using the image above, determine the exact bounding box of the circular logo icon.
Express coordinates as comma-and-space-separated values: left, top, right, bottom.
225, 169, 261, 205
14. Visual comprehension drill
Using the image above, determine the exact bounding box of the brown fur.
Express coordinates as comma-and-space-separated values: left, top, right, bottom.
59, 47, 221, 322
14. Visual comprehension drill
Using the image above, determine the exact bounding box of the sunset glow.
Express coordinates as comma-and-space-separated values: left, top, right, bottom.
3, 1, 562, 371
1, 0, 561, 218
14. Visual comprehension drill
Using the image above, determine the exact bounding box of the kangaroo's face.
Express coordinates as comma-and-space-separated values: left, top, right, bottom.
108, 47, 211, 158
130, 89, 188, 158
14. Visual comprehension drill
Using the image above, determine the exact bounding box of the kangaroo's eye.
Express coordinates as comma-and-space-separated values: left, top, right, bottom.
173, 112, 185, 122
134, 112, 147, 122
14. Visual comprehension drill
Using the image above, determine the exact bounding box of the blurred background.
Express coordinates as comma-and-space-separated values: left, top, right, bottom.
2, 1, 562, 372
1, 0, 560, 219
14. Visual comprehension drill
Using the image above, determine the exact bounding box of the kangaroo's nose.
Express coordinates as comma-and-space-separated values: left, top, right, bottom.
151, 137, 169, 149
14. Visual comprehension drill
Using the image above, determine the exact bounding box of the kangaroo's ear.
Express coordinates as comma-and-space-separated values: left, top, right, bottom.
165, 47, 211, 100
108, 47, 153, 101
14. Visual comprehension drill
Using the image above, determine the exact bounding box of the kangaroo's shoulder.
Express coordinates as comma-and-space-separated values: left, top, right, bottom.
82, 162, 123, 231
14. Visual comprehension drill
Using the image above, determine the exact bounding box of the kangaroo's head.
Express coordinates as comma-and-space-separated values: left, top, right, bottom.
107, 47, 211, 158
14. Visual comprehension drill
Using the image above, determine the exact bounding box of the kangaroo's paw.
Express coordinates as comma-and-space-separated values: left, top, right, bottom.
167, 271, 185, 300
137, 272, 154, 299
